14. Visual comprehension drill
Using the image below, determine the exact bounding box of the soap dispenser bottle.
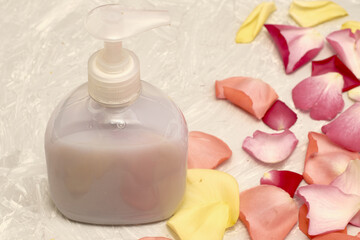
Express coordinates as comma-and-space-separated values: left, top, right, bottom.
44, 4, 188, 225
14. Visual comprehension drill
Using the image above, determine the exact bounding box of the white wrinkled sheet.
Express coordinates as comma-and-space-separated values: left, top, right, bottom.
1, 0, 360, 239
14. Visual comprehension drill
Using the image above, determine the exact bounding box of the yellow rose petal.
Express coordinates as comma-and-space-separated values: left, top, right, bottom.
167, 169, 239, 240
289, 0, 348, 27
235, 2, 276, 43
348, 86, 360, 102
342, 21, 360, 33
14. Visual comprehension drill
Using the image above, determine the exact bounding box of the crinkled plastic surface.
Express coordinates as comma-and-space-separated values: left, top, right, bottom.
1, 0, 360, 239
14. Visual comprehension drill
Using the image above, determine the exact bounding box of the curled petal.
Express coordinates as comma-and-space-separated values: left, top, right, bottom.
322, 102, 360, 152
216, 77, 278, 119
342, 21, 360, 33
262, 100, 298, 130
292, 72, 344, 121
348, 86, 360, 102
235, 2, 276, 43
239, 185, 298, 240
298, 204, 347, 239
188, 131, 232, 169
167, 169, 240, 239
312, 233, 360, 240
242, 129, 298, 163
331, 159, 360, 196
265, 24, 324, 74
327, 29, 360, 79
303, 132, 359, 185
289, 0, 348, 27
260, 170, 303, 197
312, 55, 360, 92
296, 185, 360, 235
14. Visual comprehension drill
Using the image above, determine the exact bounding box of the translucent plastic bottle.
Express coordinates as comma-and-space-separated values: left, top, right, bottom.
44, 5, 188, 225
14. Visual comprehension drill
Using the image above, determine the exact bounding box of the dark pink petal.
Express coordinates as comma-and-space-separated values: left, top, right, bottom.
322, 102, 360, 152
303, 132, 360, 185
262, 100, 297, 130
215, 77, 278, 119
242, 129, 298, 163
327, 29, 360, 79
292, 72, 344, 121
296, 185, 360, 235
265, 24, 324, 74
239, 185, 298, 240
188, 131, 232, 169
260, 170, 303, 197
312, 55, 360, 92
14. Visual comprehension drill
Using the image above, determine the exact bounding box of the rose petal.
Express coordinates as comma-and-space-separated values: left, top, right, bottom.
350, 211, 360, 227
167, 202, 229, 240
139, 238, 171, 240
239, 185, 298, 240
289, 0, 348, 27
331, 159, 360, 196
188, 131, 232, 169
327, 29, 360, 79
312, 233, 360, 240
260, 170, 303, 197
348, 86, 360, 102
262, 100, 298, 130
265, 24, 324, 74
303, 132, 360, 185
235, 2, 276, 43
296, 185, 360, 235
299, 204, 347, 239
292, 72, 344, 121
167, 169, 240, 238
342, 21, 360, 33
312, 55, 360, 92
322, 102, 360, 152
216, 77, 278, 119
242, 129, 298, 163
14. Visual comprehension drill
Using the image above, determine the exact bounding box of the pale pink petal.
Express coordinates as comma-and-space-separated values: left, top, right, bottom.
292, 72, 344, 121
265, 24, 324, 74
312, 233, 360, 240
348, 86, 360, 102
350, 211, 360, 227
327, 29, 360, 79
216, 77, 278, 119
242, 129, 298, 163
312, 55, 360, 92
188, 131, 232, 169
296, 185, 360, 235
262, 100, 298, 130
260, 170, 303, 197
331, 159, 360, 196
322, 102, 360, 152
240, 185, 298, 240
303, 132, 360, 185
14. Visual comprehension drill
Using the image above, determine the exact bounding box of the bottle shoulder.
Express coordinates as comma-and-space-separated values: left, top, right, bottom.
45, 81, 187, 145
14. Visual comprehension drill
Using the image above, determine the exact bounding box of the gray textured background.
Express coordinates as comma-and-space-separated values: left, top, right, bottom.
1, 0, 360, 239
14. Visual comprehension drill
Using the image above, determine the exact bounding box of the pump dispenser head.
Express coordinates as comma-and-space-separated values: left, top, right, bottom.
85, 5, 170, 106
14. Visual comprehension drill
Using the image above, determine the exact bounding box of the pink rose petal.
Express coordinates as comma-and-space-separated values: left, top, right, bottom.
312, 233, 360, 240
303, 132, 360, 185
215, 77, 278, 119
262, 100, 298, 130
265, 24, 324, 74
296, 184, 360, 235
260, 170, 303, 197
312, 55, 360, 92
327, 29, 360, 79
188, 131, 232, 169
348, 86, 360, 102
292, 72, 344, 121
239, 185, 298, 240
322, 102, 360, 152
350, 211, 360, 227
242, 129, 298, 163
